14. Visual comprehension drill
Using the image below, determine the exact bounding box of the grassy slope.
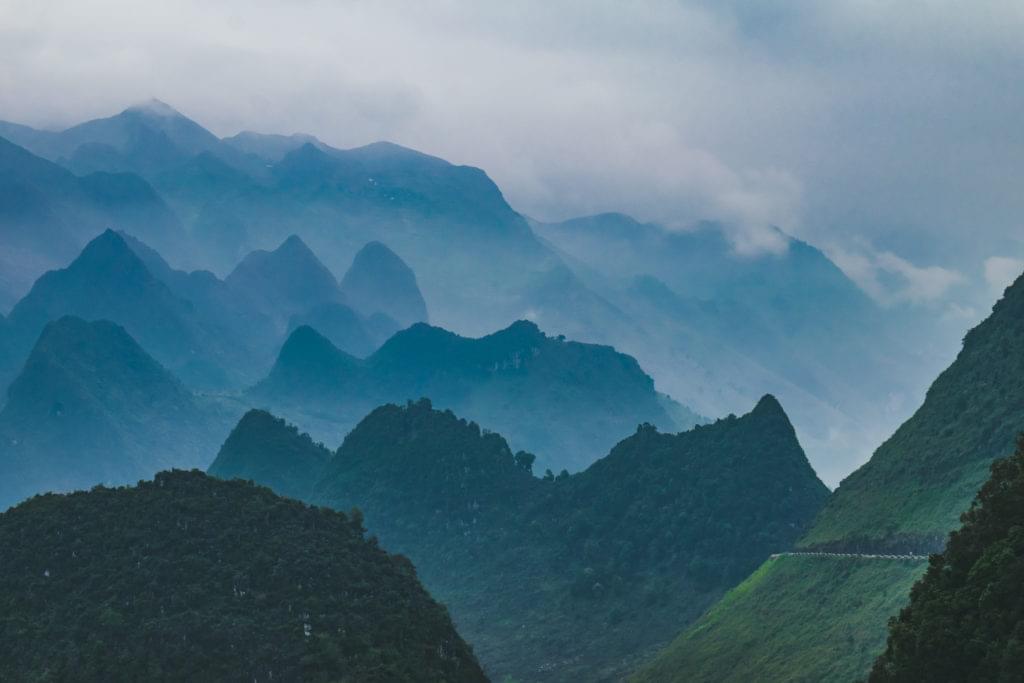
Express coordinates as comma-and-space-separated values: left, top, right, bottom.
802, 273, 1024, 550
633, 556, 925, 683
634, 274, 1024, 682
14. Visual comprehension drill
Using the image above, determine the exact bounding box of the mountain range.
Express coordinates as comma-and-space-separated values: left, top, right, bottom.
0, 227, 427, 392
249, 319, 702, 473
210, 395, 828, 681
0, 101, 964, 481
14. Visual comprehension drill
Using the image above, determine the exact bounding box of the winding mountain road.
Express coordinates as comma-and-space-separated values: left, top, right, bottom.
770, 551, 929, 561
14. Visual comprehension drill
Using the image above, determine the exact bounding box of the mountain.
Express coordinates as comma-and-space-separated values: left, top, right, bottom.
287, 302, 398, 358
225, 234, 346, 332
252, 320, 702, 473
0, 469, 486, 682
0, 100, 220, 176
340, 241, 429, 327
2, 103, 954, 485
208, 409, 331, 502
803, 270, 1024, 551
221, 130, 328, 161
4, 229, 239, 388
0, 317, 229, 510
0, 136, 183, 309
870, 437, 1024, 681
211, 396, 827, 681
633, 270, 1024, 682
537, 212, 949, 486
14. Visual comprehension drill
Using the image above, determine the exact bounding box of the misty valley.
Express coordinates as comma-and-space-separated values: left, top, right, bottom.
1, 47, 1023, 682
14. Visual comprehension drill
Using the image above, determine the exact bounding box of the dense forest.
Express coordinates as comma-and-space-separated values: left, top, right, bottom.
0, 470, 486, 682
212, 396, 828, 680
870, 437, 1024, 681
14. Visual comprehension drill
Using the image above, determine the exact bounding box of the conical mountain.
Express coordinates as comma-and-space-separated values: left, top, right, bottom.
0, 469, 486, 682
340, 241, 428, 327
5, 230, 225, 384
252, 320, 701, 473
0, 137, 182, 308
226, 235, 345, 330
208, 409, 331, 501
216, 396, 825, 681
0, 317, 225, 510
287, 302, 396, 358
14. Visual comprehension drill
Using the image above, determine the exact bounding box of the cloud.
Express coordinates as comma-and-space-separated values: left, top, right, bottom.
827, 244, 965, 306
0, 0, 1022, 268
983, 256, 1024, 295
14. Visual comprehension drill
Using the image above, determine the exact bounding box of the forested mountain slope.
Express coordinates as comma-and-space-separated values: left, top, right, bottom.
211, 396, 827, 680
0, 470, 486, 682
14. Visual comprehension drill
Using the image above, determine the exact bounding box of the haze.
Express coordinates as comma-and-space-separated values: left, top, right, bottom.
2, 0, 1022, 314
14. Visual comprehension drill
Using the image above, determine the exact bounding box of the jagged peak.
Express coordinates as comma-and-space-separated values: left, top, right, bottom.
752, 393, 786, 418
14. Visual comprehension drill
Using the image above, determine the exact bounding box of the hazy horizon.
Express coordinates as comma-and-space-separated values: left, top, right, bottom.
3, 0, 1023, 319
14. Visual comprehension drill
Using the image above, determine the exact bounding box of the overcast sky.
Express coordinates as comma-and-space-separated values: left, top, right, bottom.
1, 0, 1022, 311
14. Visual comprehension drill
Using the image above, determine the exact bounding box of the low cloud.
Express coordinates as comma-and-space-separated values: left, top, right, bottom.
983, 256, 1024, 295
828, 244, 965, 307
1, 0, 1022, 270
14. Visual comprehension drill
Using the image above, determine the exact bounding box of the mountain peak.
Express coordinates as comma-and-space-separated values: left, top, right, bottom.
72, 228, 147, 272
752, 393, 786, 418
340, 241, 428, 327
208, 409, 331, 501
278, 233, 311, 253
226, 235, 343, 324
124, 98, 182, 118
254, 325, 361, 398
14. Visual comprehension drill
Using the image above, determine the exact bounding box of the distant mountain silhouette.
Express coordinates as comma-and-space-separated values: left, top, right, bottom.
0, 136, 182, 309
226, 234, 346, 331
0, 317, 229, 510
253, 319, 702, 473
340, 241, 428, 327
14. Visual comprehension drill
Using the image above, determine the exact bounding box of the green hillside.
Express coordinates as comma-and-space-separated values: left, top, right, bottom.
0, 469, 486, 682
208, 409, 331, 502
871, 438, 1024, 681
632, 556, 925, 683
803, 272, 1024, 551
211, 396, 827, 681
634, 272, 1024, 682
